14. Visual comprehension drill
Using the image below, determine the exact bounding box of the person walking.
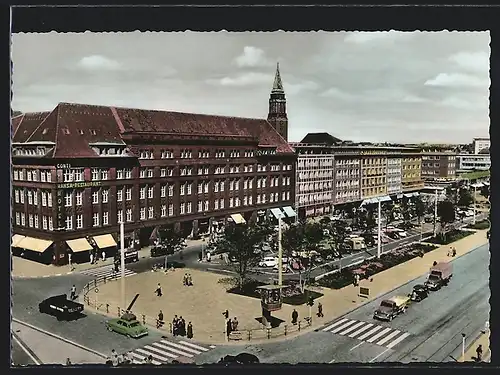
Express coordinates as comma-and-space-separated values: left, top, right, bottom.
90, 252, 94, 265
65, 358, 72, 366
172, 315, 179, 336
317, 302, 324, 318
476, 344, 483, 362
187, 322, 193, 339
179, 316, 186, 336
187, 274, 193, 286
231, 317, 239, 331
226, 319, 232, 339
155, 283, 162, 297
70, 285, 77, 300
183, 273, 188, 286
157, 310, 164, 328
291, 309, 299, 325
102, 250, 106, 262
353, 274, 360, 287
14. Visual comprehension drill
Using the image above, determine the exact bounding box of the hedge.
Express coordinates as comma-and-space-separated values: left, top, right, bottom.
426, 229, 473, 245
467, 220, 490, 230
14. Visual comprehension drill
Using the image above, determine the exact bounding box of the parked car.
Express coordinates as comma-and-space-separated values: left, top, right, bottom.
409, 284, 429, 302
258, 256, 277, 268
38, 294, 84, 321
394, 229, 408, 237
373, 295, 410, 321
218, 353, 260, 365
105, 313, 148, 338
424, 262, 453, 290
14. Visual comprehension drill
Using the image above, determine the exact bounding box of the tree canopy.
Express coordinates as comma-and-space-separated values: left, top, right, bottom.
437, 200, 456, 237
457, 188, 473, 207
158, 226, 187, 255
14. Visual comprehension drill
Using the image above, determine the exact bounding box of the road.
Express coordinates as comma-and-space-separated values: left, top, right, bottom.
193, 242, 489, 364
11, 331, 40, 366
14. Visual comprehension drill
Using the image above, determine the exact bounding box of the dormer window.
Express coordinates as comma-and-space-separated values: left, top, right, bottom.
63, 128, 70, 135
78, 129, 84, 135
42, 128, 48, 135
90, 130, 97, 136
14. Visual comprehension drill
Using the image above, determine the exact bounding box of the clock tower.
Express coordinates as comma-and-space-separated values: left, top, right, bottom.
267, 62, 288, 141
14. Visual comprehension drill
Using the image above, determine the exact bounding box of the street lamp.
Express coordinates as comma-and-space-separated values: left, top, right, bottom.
433, 188, 438, 237
360, 196, 390, 259
120, 221, 126, 313
471, 182, 484, 225
461, 333, 466, 361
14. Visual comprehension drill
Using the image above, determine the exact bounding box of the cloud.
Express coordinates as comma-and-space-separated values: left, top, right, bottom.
319, 87, 356, 100
286, 80, 319, 95
440, 96, 487, 111
343, 31, 414, 44
424, 73, 488, 88
206, 72, 271, 87
449, 51, 490, 74
233, 46, 273, 68
76, 55, 122, 71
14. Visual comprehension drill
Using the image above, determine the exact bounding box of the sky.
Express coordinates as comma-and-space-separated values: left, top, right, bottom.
12, 31, 490, 144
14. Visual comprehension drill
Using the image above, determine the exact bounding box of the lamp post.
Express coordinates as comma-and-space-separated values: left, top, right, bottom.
120, 221, 125, 313
473, 185, 477, 225
461, 333, 466, 361
278, 216, 283, 287
377, 199, 382, 259
433, 188, 438, 237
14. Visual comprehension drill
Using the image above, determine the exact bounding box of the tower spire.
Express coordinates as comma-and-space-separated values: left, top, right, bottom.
272, 62, 284, 93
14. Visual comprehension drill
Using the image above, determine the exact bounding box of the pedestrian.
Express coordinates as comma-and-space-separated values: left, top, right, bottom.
66, 358, 72, 366
292, 309, 298, 325
68, 252, 75, 271
187, 321, 193, 339
353, 274, 360, 287
172, 315, 179, 336
157, 310, 164, 328
206, 251, 211, 262
232, 317, 239, 331
447, 247, 452, 257
155, 283, 162, 297
183, 273, 188, 286
226, 319, 232, 338
70, 285, 76, 300
222, 309, 229, 320
452, 247, 457, 257
187, 274, 193, 286
317, 302, 324, 318
90, 252, 94, 265
198, 251, 202, 261
180, 316, 186, 336
476, 344, 483, 362
433, 261, 438, 267
102, 250, 106, 262
111, 349, 119, 367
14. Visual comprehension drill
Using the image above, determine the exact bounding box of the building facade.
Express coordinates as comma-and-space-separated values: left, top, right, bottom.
473, 137, 490, 155
401, 153, 424, 191
420, 148, 457, 180
11, 71, 296, 266
386, 156, 403, 195
456, 153, 491, 172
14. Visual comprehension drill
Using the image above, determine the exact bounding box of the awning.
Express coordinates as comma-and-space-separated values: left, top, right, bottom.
230, 213, 246, 224
270, 208, 286, 220
403, 193, 412, 198
12, 234, 26, 247
471, 183, 484, 188
66, 238, 93, 253
16, 236, 53, 253
396, 194, 404, 199
282, 206, 297, 218
376, 196, 392, 203
93, 234, 117, 249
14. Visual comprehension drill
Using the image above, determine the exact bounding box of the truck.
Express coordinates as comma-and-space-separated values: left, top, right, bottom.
373, 295, 411, 321
38, 294, 84, 321
345, 236, 366, 251
424, 262, 453, 290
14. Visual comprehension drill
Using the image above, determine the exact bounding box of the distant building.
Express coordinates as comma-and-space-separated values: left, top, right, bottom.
420, 147, 457, 180
456, 153, 491, 172
473, 137, 490, 155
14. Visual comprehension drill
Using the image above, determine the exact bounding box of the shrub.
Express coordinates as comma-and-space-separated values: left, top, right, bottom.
427, 230, 473, 245
467, 220, 490, 230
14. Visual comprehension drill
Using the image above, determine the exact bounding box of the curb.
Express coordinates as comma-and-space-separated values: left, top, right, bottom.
13, 271, 75, 280
316, 238, 488, 331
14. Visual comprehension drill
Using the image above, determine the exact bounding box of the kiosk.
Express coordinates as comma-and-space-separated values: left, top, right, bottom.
257, 284, 288, 328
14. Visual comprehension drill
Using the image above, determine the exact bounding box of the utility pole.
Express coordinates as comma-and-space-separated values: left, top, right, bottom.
278, 216, 283, 286
473, 185, 477, 225
120, 221, 125, 313
377, 199, 382, 259
433, 189, 438, 237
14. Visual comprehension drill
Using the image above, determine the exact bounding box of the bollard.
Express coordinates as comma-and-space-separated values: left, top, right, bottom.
117, 307, 121, 316
142, 315, 146, 325
94, 279, 97, 288
298, 321, 301, 331
284, 325, 287, 336
104, 276, 106, 284
106, 304, 109, 313
267, 328, 271, 339
247, 330, 251, 341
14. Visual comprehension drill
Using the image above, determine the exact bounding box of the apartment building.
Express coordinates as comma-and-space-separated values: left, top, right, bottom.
420, 147, 457, 180
473, 137, 490, 155
456, 153, 491, 172
402, 153, 424, 191
387, 156, 403, 195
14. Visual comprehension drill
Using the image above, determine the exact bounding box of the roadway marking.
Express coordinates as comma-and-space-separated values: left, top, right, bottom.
206, 268, 235, 274
331, 320, 358, 334
357, 325, 383, 340
348, 323, 374, 338
376, 330, 401, 346
322, 318, 348, 332
369, 347, 391, 363
179, 341, 211, 352
11, 331, 42, 365
386, 332, 410, 349
349, 342, 364, 351
337, 321, 366, 336
366, 327, 392, 343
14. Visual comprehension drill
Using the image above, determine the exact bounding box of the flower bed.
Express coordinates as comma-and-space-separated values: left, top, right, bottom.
467, 220, 490, 230
315, 243, 438, 289
426, 229, 474, 245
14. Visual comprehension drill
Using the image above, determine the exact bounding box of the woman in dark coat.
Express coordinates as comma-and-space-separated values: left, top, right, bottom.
187, 322, 193, 339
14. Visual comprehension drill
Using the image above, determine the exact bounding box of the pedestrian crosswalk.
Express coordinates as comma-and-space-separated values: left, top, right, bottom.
79, 265, 136, 281
127, 338, 216, 365
321, 318, 410, 350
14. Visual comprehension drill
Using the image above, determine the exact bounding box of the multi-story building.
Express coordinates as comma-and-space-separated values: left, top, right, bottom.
472, 137, 490, 155
420, 147, 457, 180
456, 153, 491, 172
333, 150, 361, 206
386, 156, 403, 195
360, 150, 387, 199
401, 153, 424, 191
11, 68, 296, 266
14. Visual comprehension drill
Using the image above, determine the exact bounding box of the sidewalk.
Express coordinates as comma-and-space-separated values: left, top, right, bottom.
85, 229, 488, 345
459, 330, 490, 363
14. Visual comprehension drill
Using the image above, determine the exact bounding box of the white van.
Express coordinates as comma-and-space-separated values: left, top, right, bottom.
259, 256, 277, 268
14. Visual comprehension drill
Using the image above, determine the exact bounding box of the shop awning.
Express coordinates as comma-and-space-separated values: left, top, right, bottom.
66, 238, 93, 253
230, 213, 246, 224
11, 234, 26, 247
270, 208, 286, 220
282, 206, 297, 218
16, 236, 53, 253
93, 234, 117, 249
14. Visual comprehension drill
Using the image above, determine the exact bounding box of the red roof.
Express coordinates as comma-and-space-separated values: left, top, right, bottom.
12, 102, 294, 158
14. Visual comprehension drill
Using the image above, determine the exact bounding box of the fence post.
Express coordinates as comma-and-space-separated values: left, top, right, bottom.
284, 325, 287, 336
142, 315, 146, 325
117, 307, 121, 316
106, 304, 109, 314
104, 276, 106, 284
298, 321, 301, 331
267, 328, 271, 339
247, 330, 251, 341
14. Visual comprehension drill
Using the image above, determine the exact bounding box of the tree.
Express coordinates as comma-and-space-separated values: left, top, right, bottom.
381, 202, 396, 229
282, 221, 325, 293
158, 226, 187, 255
413, 196, 427, 224
480, 185, 490, 199
209, 221, 273, 289
321, 219, 349, 259
457, 188, 473, 207
437, 200, 456, 240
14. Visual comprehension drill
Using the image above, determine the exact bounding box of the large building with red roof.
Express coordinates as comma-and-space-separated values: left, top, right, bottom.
11, 65, 296, 266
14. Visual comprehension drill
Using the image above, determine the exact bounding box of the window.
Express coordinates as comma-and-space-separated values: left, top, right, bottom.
229, 198, 234, 208
220, 198, 224, 209
187, 202, 192, 213
230, 180, 234, 191
92, 190, 99, 204
168, 185, 174, 197
33, 192, 38, 205
198, 201, 203, 212
141, 187, 147, 200
168, 204, 174, 216
48, 217, 53, 230
76, 214, 83, 229
180, 203, 185, 215
126, 208, 132, 222
64, 192, 72, 207
93, 212, 100, 227
187, 183, 192, 195
15, 212, 20, 225
180, 183, 186, 196
91, 168, 100, 181
221, 181, 225, 191
100, 189, 108, 203
148, 207, 154, 219
46, 171, 52, 182
117, 188, 123, 202
160, 168, 167, 177
15, 190, 19, 203
126, 188, 132, 201
47, 192, 51, 207
27, 214, 33, 227
125, 168, 132, 179
147, 169, 154, 178
140, 169, 146, 178
204, 200, 209, 211
117, 169, 124, 179
74, 169, 84, 182
19, 169, 24, 180
20, 213, 25, 226
198, 183, 203, 194
215, 200, 219, 210
14, 170, 19, 180
140, 207, 146, 220
204, 182, 209, 193
101, 170, 108, 180
27, 190, 32, 205
117, 209, 123, 224
161, 205, 167, 217
65, 216, 73, 230
32, 170, 38, 181
161, 185, 167, 197
42, 216, 47, 230
148, 186, 154, 199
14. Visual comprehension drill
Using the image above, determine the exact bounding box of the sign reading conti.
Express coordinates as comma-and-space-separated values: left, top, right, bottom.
57, 181, 103, 189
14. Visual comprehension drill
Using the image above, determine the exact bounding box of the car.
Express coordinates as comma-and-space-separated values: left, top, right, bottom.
105, 313, 149, 338
38, 294, 84, 321
395, 230, 408, 237
409, 284, 429, 302
116, 248, 139, 263
218, 353, 260, 364
258, 256, 277, 268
